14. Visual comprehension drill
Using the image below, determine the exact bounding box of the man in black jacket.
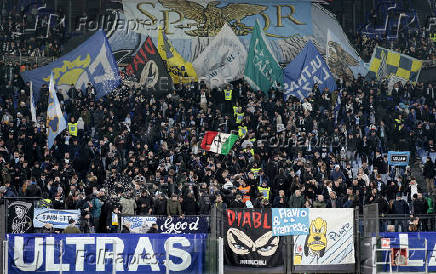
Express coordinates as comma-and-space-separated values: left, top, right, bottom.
413, 193, 429, 231
230, 194, 245, 208
153, 194, 167, 215
392, 194, 410, 232
137, 190, 153, 215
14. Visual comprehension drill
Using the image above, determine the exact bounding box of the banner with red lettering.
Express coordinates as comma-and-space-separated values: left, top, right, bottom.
224, 208, 284, 267
123, 36, 172, 96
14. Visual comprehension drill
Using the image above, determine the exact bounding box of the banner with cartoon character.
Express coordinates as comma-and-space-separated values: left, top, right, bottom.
7, 200, 34, 234
224, 208, 284, 268
293, 208, 355, 271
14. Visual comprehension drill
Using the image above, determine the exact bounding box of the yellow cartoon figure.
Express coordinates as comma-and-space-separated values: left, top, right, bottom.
304, 217, 327, 257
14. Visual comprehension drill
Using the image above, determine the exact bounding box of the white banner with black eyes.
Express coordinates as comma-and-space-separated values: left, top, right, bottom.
224, 208, 284, 267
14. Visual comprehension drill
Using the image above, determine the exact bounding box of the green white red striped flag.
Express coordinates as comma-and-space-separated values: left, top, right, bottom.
201, 131, 238, 155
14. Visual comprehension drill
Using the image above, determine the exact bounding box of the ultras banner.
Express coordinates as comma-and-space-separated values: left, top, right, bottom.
7, 233, 206, 273
224, 208, 284, 267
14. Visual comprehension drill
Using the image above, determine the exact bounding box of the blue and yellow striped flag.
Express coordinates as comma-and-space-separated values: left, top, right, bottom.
367, 47, 422, 82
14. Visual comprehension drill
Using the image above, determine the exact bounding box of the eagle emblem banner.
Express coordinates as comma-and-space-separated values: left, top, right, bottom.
123, 0, 312, 40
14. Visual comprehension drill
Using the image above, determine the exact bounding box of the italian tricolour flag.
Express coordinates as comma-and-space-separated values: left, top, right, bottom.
201, 131, 238, 155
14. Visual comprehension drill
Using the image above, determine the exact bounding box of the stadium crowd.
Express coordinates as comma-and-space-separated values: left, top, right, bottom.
0, 5, 64, 58
0, 6, 435, 235
0, 62, 434, 233
353, 27, 436, 62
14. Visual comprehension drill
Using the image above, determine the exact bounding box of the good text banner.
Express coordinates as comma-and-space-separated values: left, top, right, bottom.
7, 233, 206, 273
121, 216, 209, 233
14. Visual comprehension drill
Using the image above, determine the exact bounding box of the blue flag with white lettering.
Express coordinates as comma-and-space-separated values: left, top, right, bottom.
283, 41, 336, 101
21, 30, 120, 100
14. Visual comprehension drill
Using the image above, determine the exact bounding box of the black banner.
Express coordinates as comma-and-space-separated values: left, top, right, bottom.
7, 200, 34, 233
124, 36, 173, 96
224, 208, 283, 268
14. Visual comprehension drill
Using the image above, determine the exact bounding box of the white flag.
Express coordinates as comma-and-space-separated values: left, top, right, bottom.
30, 82, 37, 123
193, 24, 247, 88
47, 72, 67, 149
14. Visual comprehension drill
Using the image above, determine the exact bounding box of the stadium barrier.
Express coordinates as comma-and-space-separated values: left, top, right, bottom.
4, 201, 436, 273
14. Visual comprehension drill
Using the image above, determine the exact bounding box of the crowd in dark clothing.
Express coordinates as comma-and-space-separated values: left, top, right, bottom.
353, 27, 436, 62
0, 57, 434, 233
0, 0, 435, 233
0, 5, 64, 58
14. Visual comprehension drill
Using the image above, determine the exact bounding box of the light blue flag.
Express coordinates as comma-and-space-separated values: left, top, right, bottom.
21, 30, 120, 100
244, 20, 283, 94
47, 73, 66, 149
283, 41, 336, 101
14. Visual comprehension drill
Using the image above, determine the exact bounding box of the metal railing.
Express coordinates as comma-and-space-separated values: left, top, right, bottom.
372, 236, 428, 274
359, 214, 436, 233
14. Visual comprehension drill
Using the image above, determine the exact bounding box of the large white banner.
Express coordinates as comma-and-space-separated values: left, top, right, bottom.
293, 208, 355, 266
193, 24, 247, 88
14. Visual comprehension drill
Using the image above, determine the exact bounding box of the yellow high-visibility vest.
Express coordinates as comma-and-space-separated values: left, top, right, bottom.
233, 106, 238, 116
250, 168, 261, 178
68, 123, 78, 136
236, 112, 244, 124
238, 126, 247, 138
258, 186, 271, 200
224, 89, 232, 101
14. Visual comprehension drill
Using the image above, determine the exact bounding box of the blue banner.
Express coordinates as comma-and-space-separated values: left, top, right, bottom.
121, 216, 209, 234
33, 208, 80, 229
7, 233, 206, 273
387, 151, 410, 166
379, 232, 436, 272
283, 41, 336, 101
21, 31, 120, 100
272, 208, 309, 236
